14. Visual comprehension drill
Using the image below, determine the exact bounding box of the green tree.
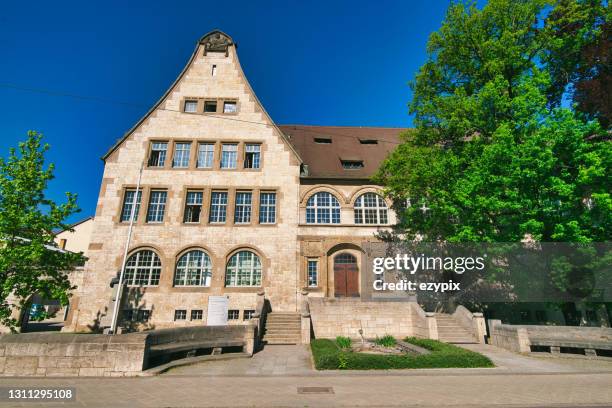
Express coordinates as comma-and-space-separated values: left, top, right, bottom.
0, 131, 85, 332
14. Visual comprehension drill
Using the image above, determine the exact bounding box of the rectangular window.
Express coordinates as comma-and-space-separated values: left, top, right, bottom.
259, 192, 276, 224
174, 310, 187, 321
244, 144, 261, 169
223, 101, 237, 113
184, 100, 198, 113
211, 64, 217, 76
204, 100, 217, 113
234, 191, 252, 224
137, 310, 150, 322
307, 260, 318, 287
341, 160, 364, 169
220, 144, 238, 169
148, 142, 168, 167
243, 310, 255, 320
228, 309, 239, 320
209, 191, 228, 223
197, 143, 214, 168
173, 142, 191, 168
146, 190, 167, 223
120, 189, 142, 222
359, 139, 378, 145
191, 310, 203, 320
184, 191, 203, 223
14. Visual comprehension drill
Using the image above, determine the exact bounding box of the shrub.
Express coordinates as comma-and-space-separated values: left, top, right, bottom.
335, 336, 352, 349
374, 334, 397, 347
310, 338, 494, 370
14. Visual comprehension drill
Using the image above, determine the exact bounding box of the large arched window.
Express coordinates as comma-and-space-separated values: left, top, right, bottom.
124, 250, 161, 286
225, 250, 262, 287
174, 250, 212, 286
354, 193, 388, 224
306, 192, 341, 224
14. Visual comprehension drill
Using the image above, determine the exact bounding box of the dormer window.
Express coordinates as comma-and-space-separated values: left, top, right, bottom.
314, 137, 332, 144
359, 139, 378, 145
204, 100, 217, 113
184, 100, 198, 113
341, 160, 364, 170
223, 101, 237, 114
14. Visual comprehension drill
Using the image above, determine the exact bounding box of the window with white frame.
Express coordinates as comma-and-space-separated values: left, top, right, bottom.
183, 191, 203, 223
120, 189, 142, 222
244, 144, 260, 168
259, 192, 276, 224
243, 310, 255, 320
307, 259, 318, 287
184, 100, 198, 113
197, 143, 214, 168
306, 192, 341, 224
220, 144, 238, 169
354, 193, 388, 224
148, 142, 168, 167
234, 191, 252, 224
174, 250, 212, 286
124, 250, 162, 286
146, 190, 167, 223
225, 250, 262, 287
173, 142, 191, 168
174, 310, 187, 321
223, 101, 237, 113
209, 191, 228, 223
191, 310, 203, 320
227, 309, 239, 320
204, 100, 217, 113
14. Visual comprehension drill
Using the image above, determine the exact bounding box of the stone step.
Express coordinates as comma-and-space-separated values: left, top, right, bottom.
263, 336, 300, 345
438, 337, 476, 344
265, 328, 301, 333
267, 317, 301, 322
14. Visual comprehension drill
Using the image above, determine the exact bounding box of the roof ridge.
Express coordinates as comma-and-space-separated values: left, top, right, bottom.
278, 124, 411, 130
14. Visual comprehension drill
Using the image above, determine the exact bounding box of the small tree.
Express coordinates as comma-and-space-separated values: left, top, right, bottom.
0, 131, 85, 332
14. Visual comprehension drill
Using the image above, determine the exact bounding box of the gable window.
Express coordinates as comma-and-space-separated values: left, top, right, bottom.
184, 100, 198, 113
204, 100, 217, 113
183, 191, 203, 223
120, 189, 142, 222
341, 160, 364, 170
148, 142, 168, 167
225, 250, 262, 287
174, 310, 187, 321
307, 259, 318, 287
223, 101, 237, 113
314, 137, 332, 144
174, 250, 212, 286
124, 250, 161, 286
209, 191, 228, 223
234, 191, 252, 224
197, 143, 214, 168
306, 192, 341, 224
173, 142, 191, 168
146, 190, 167, 223
220, 144, 238, 169
191, 310, 203, 320
354, 193, 388, 224
259, 192, 276, 224
244, 144, 261, 169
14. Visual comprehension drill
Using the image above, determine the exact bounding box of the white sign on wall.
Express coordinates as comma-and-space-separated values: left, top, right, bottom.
207, 296, 229, 326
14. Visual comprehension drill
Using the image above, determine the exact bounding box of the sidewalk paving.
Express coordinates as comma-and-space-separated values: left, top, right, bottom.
1, 344, 612, 407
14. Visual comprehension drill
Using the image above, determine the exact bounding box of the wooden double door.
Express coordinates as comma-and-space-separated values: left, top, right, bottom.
334, 253, 359, 297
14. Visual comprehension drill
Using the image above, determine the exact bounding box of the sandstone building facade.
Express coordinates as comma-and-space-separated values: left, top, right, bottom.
66, 31, 404, 332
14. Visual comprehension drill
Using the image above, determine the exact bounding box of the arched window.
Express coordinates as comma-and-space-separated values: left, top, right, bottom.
174, 250, 212, 286
124, 250, 161, 286
306, 192, 341, 224
226, 250, 262, 287
354, 193, 388, 224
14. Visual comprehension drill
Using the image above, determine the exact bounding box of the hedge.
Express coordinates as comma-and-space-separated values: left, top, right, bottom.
310, 337, 494, 370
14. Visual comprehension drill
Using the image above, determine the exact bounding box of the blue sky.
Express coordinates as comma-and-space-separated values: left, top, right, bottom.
0, 0, 451, 223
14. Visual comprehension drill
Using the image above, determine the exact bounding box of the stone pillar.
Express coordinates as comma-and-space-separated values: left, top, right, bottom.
473, 312, 487, 344
300, 290, 311, 344
426, 312, 438, 340
516, 327, 531, 353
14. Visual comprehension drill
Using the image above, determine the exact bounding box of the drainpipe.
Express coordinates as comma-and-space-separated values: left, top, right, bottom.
109, 159, 144, 334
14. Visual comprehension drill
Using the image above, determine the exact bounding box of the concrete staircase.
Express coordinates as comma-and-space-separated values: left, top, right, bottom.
435, 313, 477, 344
263, 312, 301, 345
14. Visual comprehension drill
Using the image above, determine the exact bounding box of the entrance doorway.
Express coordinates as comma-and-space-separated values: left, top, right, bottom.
334, 253, 359, 297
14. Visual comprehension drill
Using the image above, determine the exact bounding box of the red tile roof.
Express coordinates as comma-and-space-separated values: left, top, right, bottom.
278, 125, 408, 179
